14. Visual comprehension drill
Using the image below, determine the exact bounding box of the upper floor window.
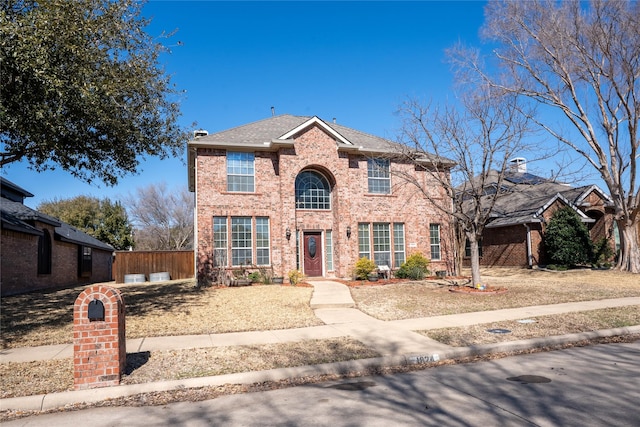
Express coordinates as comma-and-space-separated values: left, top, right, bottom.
367, 158, 390, 194
227, 152, 254, 192
295, 170, 331, 210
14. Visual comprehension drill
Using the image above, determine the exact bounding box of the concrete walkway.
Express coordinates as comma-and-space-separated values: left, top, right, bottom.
2, 280, 639, 412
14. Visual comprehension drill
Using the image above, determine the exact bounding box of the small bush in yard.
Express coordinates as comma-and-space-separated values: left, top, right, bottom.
395, 253, 430, 280
354, 257, 376, 280
287, 270, 305, 286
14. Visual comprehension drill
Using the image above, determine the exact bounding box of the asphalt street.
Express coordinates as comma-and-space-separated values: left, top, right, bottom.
5, 340, 639, 427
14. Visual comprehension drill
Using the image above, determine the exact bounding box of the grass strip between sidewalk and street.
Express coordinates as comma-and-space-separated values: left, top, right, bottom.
2, 306, 638, 400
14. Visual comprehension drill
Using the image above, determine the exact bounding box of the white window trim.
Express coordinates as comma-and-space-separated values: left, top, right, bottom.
227, 151, 255, 193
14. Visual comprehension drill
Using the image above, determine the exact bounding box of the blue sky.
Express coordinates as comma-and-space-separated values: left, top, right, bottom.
5, 1, 490, 207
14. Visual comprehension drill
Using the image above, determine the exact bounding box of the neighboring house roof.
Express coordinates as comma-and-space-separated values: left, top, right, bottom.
0, 180, 114, 252
188, 114, 453, 191
0, 209, 43, 236
54, 220, 114, 251
462, 171, 611, 229
1, 176, 34, 202
0, 196, 61, 227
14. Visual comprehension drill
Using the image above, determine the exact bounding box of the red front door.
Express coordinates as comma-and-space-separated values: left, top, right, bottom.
303, 232, 323, 277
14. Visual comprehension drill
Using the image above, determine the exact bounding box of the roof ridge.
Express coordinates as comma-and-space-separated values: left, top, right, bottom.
211, 114, 311, 135
330, 121, 395, 144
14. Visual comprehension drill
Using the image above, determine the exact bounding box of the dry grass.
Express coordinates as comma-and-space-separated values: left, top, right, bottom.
0, 337, 378, 399
423, 305, 640, 346
350, 268, 640, 320
2, 269, 638, 349
1, 280, 322, 349
1, 268, 639, 402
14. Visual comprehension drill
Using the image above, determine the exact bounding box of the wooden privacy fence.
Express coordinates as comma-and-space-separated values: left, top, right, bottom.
112, 250, 194, 283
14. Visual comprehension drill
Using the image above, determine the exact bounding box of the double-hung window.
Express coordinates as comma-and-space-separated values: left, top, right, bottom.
231, 217, 252, 266
430, 224, 441, 261
213, 217, 228, 266
372, 223, 391, 267
255, 217, 270, 266
227, 152, 255, 192
393, 223, 406, 267
367, 158, 390, 194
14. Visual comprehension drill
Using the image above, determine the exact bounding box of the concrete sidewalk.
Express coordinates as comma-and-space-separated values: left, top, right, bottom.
1, 280, 639, 412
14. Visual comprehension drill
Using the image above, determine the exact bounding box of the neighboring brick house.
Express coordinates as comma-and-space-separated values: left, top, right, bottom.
1, 178, 114, 296
188, 114, 454, 283
463, 169, 616, 268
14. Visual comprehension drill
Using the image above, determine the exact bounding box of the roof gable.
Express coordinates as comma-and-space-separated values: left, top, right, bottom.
572, 184, 613, 207
534, 193, 592, 222
278, 116, 353, 146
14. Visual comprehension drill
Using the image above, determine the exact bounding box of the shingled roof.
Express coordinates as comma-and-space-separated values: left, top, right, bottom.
190, 114, 398, 150
0, 180, 114, 251
472, 172, 612, 228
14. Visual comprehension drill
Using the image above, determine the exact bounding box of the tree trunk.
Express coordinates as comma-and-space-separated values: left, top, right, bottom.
453, 221, 465, 277
467, 232, 482, 286
617, 221, 640, 274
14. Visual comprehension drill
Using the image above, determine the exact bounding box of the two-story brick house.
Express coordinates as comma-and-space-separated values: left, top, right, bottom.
188, 114, 454, 283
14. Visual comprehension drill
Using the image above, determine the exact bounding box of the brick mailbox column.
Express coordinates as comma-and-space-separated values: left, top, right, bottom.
73, 285, 126, 390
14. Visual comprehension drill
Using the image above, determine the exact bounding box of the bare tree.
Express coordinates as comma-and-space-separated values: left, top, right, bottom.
125, 182, 194, 250
396, 85, 537, 287
470, 0, 640, 272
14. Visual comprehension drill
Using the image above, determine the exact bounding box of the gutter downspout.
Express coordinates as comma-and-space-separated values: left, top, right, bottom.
192, 149, 198, 283
524, 224, 533, 268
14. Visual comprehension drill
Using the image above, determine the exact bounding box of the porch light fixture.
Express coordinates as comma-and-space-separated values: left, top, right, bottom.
286, 227, 292, 240
346, 226, 351, 239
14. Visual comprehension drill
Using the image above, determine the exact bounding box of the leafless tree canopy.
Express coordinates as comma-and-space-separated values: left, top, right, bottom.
473, 0, 640, 272
125, 182, 194, 251
397, 84, 538, 285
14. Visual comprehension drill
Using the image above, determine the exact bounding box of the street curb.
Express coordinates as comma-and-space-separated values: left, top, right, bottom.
2, 325, 639, 412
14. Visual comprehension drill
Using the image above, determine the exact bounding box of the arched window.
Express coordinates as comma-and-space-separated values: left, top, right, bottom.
295, 170, 331, 210
38, 229, 52, 275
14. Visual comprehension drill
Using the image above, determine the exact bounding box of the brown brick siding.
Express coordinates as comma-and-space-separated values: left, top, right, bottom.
195, 124, 453, 281
472, 192, 615, 267
1, 223, 113, 296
